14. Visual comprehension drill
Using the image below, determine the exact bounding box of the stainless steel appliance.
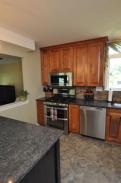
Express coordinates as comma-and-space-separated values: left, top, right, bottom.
80, 106, 106, 140
49, 72, 72, 87
44, 101, 69, 134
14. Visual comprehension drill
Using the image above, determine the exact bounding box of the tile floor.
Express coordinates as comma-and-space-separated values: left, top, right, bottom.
60, 134, 121, 183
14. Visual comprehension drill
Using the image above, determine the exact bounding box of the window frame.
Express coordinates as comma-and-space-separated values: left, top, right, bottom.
106, 53, 121, 91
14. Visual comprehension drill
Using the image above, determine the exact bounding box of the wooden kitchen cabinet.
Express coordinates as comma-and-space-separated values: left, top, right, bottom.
61, 47, 74, 72
41, 49, 50, 85
74, 40, 106, 86
69, 104, 80, 133
74, 44, 87, 86
40, 37, 108, 86
49, 47, 74, 73
41, 46, 74, 85
50, 48, 61, 72
106, 109, 121, 144
86, 42, 105, 86
36, 100, 45, 126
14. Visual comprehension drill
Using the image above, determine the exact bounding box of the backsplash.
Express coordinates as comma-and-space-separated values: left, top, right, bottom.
43, 86, 121, 103
76, 87, 121, 102
76, 87, 108, 100
94, 91, 108, 101
112, 91, 121, 103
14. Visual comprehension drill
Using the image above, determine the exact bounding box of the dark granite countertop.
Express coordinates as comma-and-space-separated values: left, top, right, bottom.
69, 99, 121, 109
37, 97, 121, 109
36, 97, 46, 101
0, 116, 62, 183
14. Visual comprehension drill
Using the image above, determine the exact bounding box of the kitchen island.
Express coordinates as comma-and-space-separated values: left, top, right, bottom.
0, 116, 62, 183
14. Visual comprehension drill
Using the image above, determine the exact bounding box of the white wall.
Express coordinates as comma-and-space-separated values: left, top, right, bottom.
0, 41, 44, 124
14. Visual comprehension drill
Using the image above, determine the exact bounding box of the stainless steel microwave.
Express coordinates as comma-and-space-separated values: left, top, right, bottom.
49, 72, 73, 87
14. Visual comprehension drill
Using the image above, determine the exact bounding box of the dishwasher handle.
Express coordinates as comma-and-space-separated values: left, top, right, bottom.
80, 106, 106, 112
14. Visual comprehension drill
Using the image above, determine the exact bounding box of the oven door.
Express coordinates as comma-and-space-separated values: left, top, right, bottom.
44, 105, 68, 134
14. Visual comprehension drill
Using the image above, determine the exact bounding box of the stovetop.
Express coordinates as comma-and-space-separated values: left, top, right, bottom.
45, 96, 76, 104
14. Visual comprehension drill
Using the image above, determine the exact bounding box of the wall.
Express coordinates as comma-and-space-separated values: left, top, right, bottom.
0, 62, 23, 96
0, 42, 44, 124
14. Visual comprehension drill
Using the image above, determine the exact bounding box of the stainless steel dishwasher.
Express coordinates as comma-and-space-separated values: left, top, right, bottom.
80, 106, 106, 140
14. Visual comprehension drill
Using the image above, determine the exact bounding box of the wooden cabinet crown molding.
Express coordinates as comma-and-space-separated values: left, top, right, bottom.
40, 36, 108, 50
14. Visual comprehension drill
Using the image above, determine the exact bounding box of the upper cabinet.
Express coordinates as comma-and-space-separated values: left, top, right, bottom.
41, 49, 50, 85
50, 48, 61, 72
61, 47, 74, 72
40, 37, 108, 86
86, 42, 104, 86
49, 47, 74, 73
74, 44, 87, 86
74, 40, 106, 86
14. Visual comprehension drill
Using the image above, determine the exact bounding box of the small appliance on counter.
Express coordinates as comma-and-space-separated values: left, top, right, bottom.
84, 88, 94, 101
43, 86, 53, 98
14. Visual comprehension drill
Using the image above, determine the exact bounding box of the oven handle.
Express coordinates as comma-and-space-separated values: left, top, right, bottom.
44, 115, 68, 121
44, 106, 68, 111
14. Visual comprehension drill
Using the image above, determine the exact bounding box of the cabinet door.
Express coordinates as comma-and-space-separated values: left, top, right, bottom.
50, 48, 61, 72
41, 50, 50, 85
69, 104, 80, 133
86, 42, 104, 86
106, 109, 121, 143
61, 47, 74, 72
36, 100, 45, 126
74, 45, 87, 86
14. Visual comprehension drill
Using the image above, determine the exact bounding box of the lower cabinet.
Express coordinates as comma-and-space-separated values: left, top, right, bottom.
69, 104, 80, 134
20, 141, 60, 183
36, 100, 45, 126
106, 109, 121, 144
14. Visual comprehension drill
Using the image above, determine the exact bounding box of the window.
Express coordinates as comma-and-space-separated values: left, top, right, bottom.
107, 42, 121, 91
109, 57, 121, 89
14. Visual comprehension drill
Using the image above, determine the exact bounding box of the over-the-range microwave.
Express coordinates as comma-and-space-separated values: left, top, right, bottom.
49, 72, 73, 87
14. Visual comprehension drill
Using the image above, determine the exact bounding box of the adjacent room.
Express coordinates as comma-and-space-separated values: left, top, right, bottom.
0, 0, 121, 183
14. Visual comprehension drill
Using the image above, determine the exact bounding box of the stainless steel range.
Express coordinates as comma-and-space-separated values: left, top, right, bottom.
44, 93, 75, 134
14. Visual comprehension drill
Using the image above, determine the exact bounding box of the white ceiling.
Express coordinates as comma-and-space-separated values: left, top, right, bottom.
0, 0, 121, 47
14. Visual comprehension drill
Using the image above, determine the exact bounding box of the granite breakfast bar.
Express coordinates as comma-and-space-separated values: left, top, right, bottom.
0, 116, 62, 183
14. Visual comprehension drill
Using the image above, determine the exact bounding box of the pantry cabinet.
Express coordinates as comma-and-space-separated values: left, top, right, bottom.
40, 37, 108, 86
69, 104, 80, 133
106, 109, 121, 144
36, 100, 45, 126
